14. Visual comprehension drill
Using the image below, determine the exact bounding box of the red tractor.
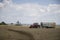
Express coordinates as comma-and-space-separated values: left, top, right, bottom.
29, 23, 40, 28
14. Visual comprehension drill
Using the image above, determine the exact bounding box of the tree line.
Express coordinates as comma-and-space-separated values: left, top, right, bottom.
0, 21, 21, 26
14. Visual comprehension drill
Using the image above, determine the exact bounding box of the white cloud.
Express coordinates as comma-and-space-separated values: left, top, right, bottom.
0, 0, 12, 8
9, 3, 47, 17
0, 3, 4, 8
47, 4, 60, 13
0, 0, 60, 24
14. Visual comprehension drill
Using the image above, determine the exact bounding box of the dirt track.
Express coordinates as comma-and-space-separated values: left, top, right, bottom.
8, 29, 34, 40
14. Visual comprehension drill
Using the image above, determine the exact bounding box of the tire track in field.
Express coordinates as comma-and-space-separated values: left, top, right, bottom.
8, 29, 35, 40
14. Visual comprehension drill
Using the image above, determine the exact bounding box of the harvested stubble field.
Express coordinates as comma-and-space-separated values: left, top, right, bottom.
0, 25, 60, 40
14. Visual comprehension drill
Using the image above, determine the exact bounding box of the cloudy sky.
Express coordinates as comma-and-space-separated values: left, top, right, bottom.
0, 0, 60, 24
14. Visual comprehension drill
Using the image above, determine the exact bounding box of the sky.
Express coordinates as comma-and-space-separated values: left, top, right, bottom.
0, 0, 60, 24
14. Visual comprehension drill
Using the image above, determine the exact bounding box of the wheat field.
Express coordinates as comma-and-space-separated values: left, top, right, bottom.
0, 25, 60, 40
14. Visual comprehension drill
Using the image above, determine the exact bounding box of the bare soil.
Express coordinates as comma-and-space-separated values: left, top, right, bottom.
0, 25, 60, 40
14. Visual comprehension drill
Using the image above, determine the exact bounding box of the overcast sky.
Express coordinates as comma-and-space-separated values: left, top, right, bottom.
0, 0, 60, 24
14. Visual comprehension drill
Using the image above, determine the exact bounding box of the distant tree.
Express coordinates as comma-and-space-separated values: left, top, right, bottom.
15, 21, 21, 26
0, 21, 7, 25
